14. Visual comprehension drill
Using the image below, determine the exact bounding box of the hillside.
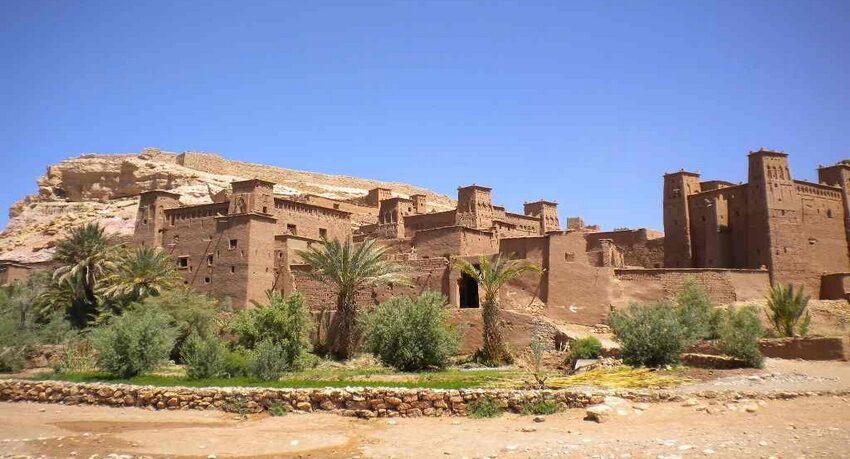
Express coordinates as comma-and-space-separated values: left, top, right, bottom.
0, 148, 455, 263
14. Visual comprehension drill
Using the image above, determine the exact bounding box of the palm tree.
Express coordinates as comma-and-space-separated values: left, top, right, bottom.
455, 254, 541, 365
766, 283, 811, 337
52, 223, 117, 320
297, 238, 408, 359
104, 247, 183, 303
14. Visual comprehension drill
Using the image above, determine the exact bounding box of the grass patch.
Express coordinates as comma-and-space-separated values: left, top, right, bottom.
520, 400, 560, 415
33, 367, 524, 390
468, 396, 503, 418
547, 366, 688, 389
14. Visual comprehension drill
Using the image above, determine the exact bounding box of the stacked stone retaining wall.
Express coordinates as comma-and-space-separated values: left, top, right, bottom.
2, 380, 849, 418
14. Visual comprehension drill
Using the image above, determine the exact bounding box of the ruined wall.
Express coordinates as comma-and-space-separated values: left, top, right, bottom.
272, 198, 352, 241
289, 258, 450, 310
403, 211, 456, 237
498, 212, 541, 236
613, 268, 770, 307
0, 263, 32, 286
585, 229, 664, 268
412, 226, 498, 259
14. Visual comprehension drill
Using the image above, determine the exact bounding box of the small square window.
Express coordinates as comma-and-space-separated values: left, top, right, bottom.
204, 276, 211, 284
287, 224, 297, 235
229, 239, 238, 249
319, 228, 327, 238
177, 256, 189, 269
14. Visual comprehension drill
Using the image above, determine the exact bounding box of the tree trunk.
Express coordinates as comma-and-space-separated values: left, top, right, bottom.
481, 295, 511, 365
330, 292, 358, 360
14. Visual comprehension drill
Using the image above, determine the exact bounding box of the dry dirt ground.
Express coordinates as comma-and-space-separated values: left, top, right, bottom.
1, 359, 849, 459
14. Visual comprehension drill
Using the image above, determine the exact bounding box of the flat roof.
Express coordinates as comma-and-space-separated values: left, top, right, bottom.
458, 184, 492, 191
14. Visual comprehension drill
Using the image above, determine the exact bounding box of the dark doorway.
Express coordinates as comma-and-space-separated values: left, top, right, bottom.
459, 270, 480, 308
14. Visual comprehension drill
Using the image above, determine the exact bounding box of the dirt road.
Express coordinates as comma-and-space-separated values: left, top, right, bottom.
1, 394, 849, 459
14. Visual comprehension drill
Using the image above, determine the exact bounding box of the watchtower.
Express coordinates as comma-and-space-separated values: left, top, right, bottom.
455, 185, 494, 230
663, 171, 701, 267
134, 190, 181, 248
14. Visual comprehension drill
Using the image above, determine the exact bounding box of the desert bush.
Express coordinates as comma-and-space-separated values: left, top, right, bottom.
181, 332, 227, 379
360, 292, 460, 371
133, 289, 226, 361
521, 400, 560, 415
0, 282, 76, 372
717, 306, 764, 368
55, 338, 98, 373
570, 336, 602, 360
609, 301, 692, 367
527, 336, 549, 389
766, 284, 811, 337
222, 347, 252, 378
91, 307, 177, 378
269, 401, 288, 416
248, 339, 289, 381
468, 396, 503, 418
675, 278, 717, 340
230, 291, 312, 370
0, 343, 28, 373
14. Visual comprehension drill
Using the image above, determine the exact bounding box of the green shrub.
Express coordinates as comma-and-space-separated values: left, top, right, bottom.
222, 347, 252, 378
468, 396, 503, 418
181, 333, 227, 379
230, 291, 312, 370
717, 306, 764, 368
766, 284, 811, 337
675, 278, 717, 340
609, 301, 693, 367
269, 401, 288, 416
0, 277, 77, 372
360, 292, 460, 371
133, 289, 226, 361
248, 339, 289, 381
570, 336, 602, 360
91, 307, 178, 378
0, 344, 29, 373
521, 400, 560, 415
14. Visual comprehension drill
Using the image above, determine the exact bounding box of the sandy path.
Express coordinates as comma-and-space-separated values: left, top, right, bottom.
677, 358, 850, 394
1, 395, 849, 458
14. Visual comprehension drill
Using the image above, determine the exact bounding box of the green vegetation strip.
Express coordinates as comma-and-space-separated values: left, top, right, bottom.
34, 368, 525, 390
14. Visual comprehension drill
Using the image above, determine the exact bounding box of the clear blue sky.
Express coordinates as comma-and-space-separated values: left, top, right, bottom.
3, 1, 850, 231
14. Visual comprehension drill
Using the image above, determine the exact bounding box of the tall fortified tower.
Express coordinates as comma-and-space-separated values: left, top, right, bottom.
663, 171, 701, 267
747, 149, 801, 280
229, 179, 275, 215
818, 162, 850, 257
455, 185, 494, 230
133, 190, 181, 248
523, 200, 561, 234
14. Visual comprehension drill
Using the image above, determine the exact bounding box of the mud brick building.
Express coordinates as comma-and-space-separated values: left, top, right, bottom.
664, 149, 850, 296
121, 147, 850, 329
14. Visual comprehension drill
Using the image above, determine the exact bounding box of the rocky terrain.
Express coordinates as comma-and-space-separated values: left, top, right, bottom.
0, 148, 455, 263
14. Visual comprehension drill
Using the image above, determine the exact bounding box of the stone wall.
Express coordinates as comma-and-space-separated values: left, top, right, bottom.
0, 380, 605, 418
2, 379, 848, 419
